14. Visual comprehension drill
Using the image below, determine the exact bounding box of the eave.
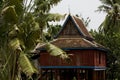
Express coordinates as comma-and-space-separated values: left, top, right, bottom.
36, 47, 109, 53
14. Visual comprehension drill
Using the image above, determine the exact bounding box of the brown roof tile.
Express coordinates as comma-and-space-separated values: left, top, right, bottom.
34, 15, 107, 52
36, 38, 101, 49
72, 16, 93, 39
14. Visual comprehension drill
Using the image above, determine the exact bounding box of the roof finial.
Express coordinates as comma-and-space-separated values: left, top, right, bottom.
68, 5, 71, 14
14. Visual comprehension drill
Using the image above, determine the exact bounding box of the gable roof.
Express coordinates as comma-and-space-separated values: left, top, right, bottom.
34, 14, 108, 52
55, 14, 93, 41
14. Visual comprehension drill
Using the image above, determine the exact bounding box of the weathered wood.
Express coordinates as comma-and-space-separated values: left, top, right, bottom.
37, 15, 107, 80
39, 50, 106, 67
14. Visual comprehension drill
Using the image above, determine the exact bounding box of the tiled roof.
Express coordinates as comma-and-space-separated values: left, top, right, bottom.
35, 14, 106, 51
55, 14, 93, 40
51, 38, 97, 48
72, 16, 93, 39
36, 38, 104, 50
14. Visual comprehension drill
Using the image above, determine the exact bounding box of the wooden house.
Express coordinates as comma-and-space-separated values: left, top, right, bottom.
35, 14, 108, 80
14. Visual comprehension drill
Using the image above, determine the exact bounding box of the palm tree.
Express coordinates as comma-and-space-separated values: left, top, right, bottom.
98, 0, 120, 34
97, 0, 120, 80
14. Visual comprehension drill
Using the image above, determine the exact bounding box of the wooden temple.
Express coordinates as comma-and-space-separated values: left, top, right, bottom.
35, 14, 108, 80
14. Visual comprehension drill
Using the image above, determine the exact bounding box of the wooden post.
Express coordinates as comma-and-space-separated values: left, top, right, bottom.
93, 70, 96, 80
55, 70, 60, 80
103, 70, 106, 80
77, 69, 81, 80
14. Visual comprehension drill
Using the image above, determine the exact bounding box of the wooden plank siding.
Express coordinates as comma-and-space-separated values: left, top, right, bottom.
58, 18, 82, 38
36, 14, 107, 80
39, 50, 106, 67
94, 50, 106, 66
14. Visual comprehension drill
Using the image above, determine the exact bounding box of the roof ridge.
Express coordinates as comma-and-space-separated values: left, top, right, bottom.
72, 16, 93, 39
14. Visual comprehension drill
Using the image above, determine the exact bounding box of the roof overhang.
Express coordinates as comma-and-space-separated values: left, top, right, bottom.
36, 47, 109, 53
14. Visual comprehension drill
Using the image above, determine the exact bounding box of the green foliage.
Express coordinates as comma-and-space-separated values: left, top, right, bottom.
19, 51, 38, 78
90, 30, 120, 80
44, 24, 62, 41
9, 38, 22, 51
0, 0, 67, 80
46, 43, 70, 60
92, 1, 120, 79
34, 0, 62, 13
98, 0, 120, 34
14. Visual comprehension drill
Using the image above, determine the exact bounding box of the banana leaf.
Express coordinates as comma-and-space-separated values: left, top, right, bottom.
46, 43, 70, 61
9, 38, 22, 51
19, 51, 38, 78
2, 6, 18, 23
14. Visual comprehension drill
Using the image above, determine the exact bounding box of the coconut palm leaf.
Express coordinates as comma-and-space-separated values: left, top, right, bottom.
100, 0, 113, 6
97, 5, 111, 12
98, 0, 120, 34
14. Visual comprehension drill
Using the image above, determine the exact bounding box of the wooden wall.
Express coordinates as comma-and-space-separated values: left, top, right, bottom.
39, 50, 106, 67
58, 19, 81, 38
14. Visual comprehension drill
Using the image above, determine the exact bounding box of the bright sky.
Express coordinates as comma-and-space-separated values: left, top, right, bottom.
50, 0, 106, 30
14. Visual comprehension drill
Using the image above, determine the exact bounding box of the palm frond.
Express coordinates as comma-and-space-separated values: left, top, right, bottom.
100, 0, 113, 6
97, 5, 111, 12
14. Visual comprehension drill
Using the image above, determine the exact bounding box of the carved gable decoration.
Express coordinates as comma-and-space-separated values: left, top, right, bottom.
58, 16, 82, 38
56, 15, 93, 40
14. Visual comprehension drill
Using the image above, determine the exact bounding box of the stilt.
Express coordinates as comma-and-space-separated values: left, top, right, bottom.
55, 69, 60, 80
77, 69, 81, 80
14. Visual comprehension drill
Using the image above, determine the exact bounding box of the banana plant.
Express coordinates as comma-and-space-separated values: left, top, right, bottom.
0, 0, 68, 80
46, 43, 70, 60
